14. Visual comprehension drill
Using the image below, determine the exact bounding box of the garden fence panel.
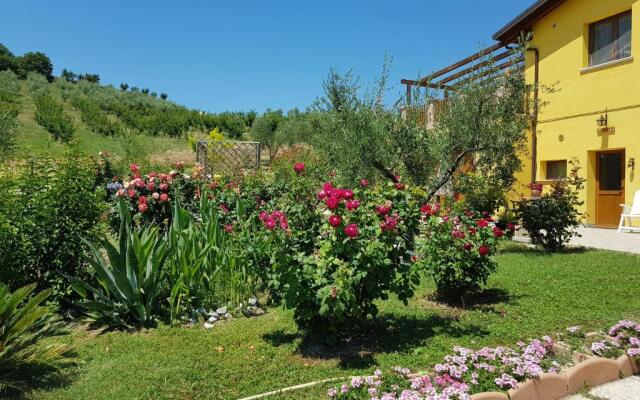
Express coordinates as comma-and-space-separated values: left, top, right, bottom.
196, 140, 261, 178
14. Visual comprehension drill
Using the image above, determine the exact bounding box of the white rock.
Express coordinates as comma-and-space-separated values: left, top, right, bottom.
207, 316, 218, 323
203, 322, 214, 329
216, 306, 227, 315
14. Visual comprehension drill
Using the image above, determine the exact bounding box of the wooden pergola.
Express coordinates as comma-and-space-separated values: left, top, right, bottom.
401, 42, 523, 103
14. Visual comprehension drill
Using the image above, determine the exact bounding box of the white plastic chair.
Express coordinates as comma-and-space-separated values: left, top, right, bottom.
618, 190, 640, 233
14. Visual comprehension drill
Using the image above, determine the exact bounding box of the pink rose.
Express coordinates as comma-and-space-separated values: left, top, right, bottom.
152, 192, 160, 200
328, 214, 342, 228
138, 203, 148, 213
326, 196, 340, 210
294, 162, 305, 174
159, 193, 169, 203
346, 199, 360, 211
344, 223, 359, 238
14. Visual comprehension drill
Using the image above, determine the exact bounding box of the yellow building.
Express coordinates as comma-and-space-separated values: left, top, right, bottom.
495, 0, 639, 227
403, 0, 639, 228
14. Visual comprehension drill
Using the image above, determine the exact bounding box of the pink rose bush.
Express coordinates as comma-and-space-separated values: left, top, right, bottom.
259, 172, 422, 339
415, 204, 506, 297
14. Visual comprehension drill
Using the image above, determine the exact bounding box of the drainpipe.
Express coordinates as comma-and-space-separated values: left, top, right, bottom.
527, 47, 540, 187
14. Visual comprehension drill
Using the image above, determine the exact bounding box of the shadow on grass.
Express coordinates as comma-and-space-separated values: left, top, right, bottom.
263, 314, 487, 369
2, 365, 75, 400
428, 287, 521, 314
500, 242, 589, 256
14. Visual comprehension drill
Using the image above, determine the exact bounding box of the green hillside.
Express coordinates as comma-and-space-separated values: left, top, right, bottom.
0, 43, 256, 169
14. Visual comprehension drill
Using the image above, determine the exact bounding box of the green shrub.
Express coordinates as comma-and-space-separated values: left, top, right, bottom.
0, 109, 17, 161
0, 283, 75, 393
34, 93, 75, 142
416, 205, 507, 297
454, 173, 508, 214
0, 151, 105, 301
71, 95, 122, 136
520, 159, 585, 252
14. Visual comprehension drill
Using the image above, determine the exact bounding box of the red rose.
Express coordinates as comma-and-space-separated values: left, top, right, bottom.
265, 217, 276, 230
463, 242, 473, 251
280, 220, 289, 230
394, 182, 405, 190
259, 211, 268, 221
146, 181, 155, 191
323, 182, 333, 192
129, 163, 140, 174
328, 214, 342, 228
359, 179, 369, 188
478, 245, 490, 256
325, 196, 340, 210
159, 193, 169, 203
135, 179, 145, 188
346, 199, 360, 211
375, 205, 391, 216
159, 182, 169, 192
507, 223, 516, 232
468, 227, 477, 234
317, 190, 327, 199
420, 204, 432, 214
128, 189, 136, 199
138, 203, 148, 213
452, 229, 465, 239
293, 162, 305, 174
493, 227, 504, 238
410, 255, 418, 263
344, 223, 359, 238
343, 189, 354, 200
138, 195, 147, 204
477, 219, 489, 228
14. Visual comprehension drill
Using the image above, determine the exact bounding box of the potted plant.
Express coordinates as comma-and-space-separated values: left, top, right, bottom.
529, 182, 543, 198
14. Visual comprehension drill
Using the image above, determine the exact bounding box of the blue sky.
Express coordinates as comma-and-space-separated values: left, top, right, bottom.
1, 0, 532, 113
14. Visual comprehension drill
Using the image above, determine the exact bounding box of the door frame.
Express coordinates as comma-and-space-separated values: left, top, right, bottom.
595, 149, 625, 228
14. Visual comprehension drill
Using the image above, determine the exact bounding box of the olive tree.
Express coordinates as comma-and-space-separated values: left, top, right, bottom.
310, 45, 530, 200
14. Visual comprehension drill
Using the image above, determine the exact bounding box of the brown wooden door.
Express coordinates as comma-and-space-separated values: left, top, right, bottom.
596, 150, 625, 227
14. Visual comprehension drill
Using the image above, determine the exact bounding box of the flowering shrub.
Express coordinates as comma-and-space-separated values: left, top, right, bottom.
262, 170, 422, 339
327, 336, 559, 399
415, 206, 510, 297
106, 162, 209, 229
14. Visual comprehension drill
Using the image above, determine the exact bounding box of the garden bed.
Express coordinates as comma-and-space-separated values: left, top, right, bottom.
18, 245, 640, 400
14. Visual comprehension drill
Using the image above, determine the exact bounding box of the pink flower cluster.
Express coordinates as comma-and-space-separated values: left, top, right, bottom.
589, 320, 640, 358
328, 337, 557, 399
115, 163, 174, 213
259, 210, 289, 231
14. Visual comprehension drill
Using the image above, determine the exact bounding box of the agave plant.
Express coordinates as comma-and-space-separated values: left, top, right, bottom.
70, 199, 168, 329
0, 283, 75, 392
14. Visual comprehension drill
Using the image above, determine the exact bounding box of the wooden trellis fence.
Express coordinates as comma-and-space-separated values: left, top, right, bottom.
196, 140, 261, 177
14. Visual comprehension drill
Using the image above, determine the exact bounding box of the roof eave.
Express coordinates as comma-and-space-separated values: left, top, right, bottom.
493, 0, 566, 43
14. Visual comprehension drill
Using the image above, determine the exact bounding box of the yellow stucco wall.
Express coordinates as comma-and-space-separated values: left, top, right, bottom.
516, 0, 640, 225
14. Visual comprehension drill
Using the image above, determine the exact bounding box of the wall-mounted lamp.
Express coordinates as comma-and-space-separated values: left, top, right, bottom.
628, 157, 636, 171
596, 108, 608, 127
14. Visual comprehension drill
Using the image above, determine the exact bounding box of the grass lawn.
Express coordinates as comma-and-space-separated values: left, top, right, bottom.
21, 244, 640, 400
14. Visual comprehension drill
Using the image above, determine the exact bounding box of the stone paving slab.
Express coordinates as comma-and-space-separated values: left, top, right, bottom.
561, 376, 640, 400
590, 376, 640, 399
514, 227, 640, 254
